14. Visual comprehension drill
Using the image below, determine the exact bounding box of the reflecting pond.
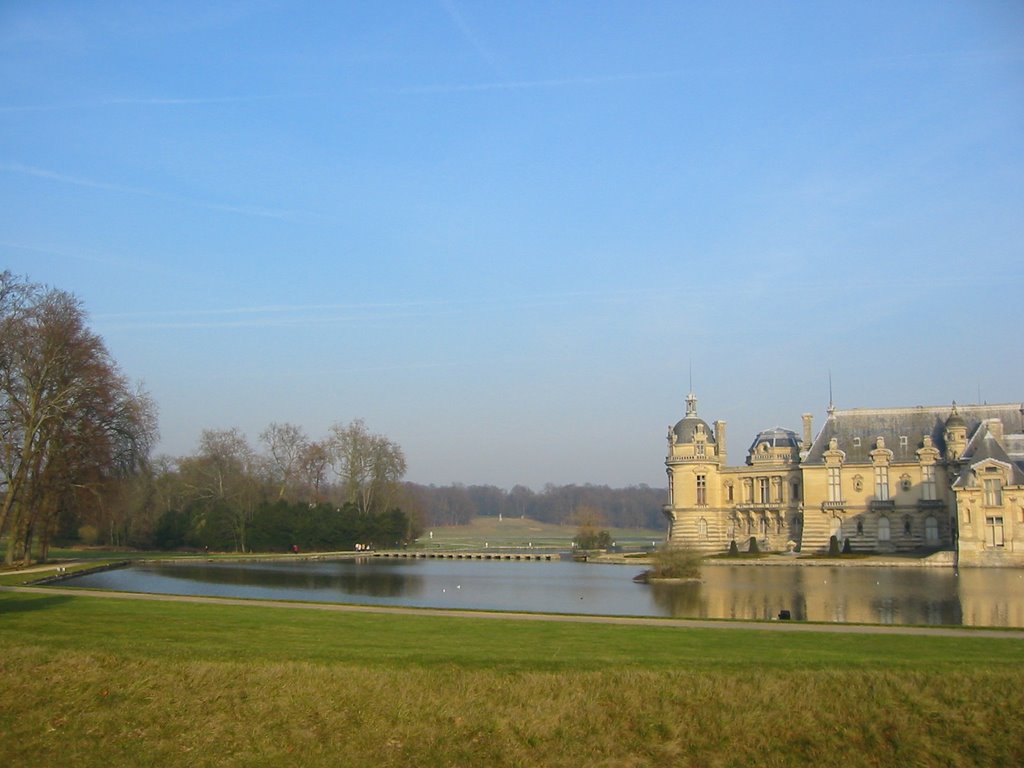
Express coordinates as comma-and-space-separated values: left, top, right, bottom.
66, 558, 1024, 627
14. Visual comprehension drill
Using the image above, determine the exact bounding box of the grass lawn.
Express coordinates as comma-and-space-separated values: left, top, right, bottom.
420, 516, 664, 550
2, 589, 1023, 767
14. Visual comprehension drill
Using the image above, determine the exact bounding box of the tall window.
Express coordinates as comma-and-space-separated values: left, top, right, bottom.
874, 465, 889, 501
984, 479, 1003, 507
986, 516, 1005, 547
921, 465, 936, 501
878, 516, 891, 542
925, 516, 939, 544
698, 517, 708, 540
759, 477, 770, 503
695, 442, 705, 457
827, 467, 842, 502
696, 474, 707, 505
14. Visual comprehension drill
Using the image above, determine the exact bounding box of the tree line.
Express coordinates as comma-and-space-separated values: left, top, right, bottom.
0, 273, 666, 563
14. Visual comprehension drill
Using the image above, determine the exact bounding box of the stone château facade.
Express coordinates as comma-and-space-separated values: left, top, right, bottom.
664, 393, 1024, 566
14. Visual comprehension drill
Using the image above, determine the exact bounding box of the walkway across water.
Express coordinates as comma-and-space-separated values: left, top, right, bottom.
372, 550, 560, 561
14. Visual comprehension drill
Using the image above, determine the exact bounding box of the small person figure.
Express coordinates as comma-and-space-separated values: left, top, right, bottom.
292, 544, 299, 554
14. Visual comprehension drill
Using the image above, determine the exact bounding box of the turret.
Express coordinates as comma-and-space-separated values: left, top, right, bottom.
944, 404, 967, 461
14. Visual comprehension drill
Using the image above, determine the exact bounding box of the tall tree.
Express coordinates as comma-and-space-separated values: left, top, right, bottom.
327, 419, 406, 515
0, 273, 156, 565
178, 428, 259, 552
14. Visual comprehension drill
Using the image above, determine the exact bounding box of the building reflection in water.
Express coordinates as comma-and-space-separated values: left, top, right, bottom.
647, 565, 1024, 626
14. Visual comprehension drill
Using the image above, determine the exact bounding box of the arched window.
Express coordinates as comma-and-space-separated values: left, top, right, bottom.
878, 516, 891, 542
698, 517, 708, 541
925, 516, 939, 544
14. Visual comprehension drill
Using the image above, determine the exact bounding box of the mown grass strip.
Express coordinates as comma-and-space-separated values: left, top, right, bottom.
2, 591, 1022, 767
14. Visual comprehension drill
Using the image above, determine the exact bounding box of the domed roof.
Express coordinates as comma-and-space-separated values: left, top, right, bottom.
673, 416, 715, 445
945, 405, 966, 429
747, 427, 801, 453
671, 391, 715, 444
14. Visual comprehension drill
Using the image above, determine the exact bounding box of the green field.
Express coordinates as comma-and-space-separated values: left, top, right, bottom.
419, 516, 664, 550
1, 589, 1022, 767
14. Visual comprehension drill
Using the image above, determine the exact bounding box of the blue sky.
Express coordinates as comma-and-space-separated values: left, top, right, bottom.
2, 1, 1022, 489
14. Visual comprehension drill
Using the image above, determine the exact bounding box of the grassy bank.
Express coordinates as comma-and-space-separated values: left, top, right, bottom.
1, 591, 1023, 767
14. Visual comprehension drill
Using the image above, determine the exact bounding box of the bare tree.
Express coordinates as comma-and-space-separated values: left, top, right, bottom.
259, 422, 309, 501
297, 440, 330, 503
178, 428, 259, 552
327, 419, 406, 515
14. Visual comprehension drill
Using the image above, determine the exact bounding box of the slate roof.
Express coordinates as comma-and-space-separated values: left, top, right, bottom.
954, 422, 1024, 487
802, 403, 1024, 466
673, 416, 716, 445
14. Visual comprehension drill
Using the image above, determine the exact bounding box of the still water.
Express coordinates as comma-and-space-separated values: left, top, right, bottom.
67, 558, 1024, 627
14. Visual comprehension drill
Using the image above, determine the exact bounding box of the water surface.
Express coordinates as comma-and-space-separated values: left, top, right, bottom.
66, 558, 1024, 627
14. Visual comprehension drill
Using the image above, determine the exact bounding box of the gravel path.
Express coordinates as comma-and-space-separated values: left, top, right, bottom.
4, 584, 1023, 639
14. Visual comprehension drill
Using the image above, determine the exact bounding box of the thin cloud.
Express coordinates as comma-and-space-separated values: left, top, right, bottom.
439, 0, 502, 73
0, 93, 316, 114
390, 69, 685, 95
0, 240, 161, 272
0, 162, 315, 222
91, 288, 685, 330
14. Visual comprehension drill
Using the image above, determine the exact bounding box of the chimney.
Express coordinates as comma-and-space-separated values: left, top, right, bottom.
988, 418, 1004, 442
802, 413, 814, 449
714, 420, 727, 465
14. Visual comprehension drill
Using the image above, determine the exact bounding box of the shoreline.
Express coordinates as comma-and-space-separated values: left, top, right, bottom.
588, 550, 982, 568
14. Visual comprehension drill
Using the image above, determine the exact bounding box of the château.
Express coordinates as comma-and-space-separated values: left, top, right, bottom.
664, 393, 1024, 566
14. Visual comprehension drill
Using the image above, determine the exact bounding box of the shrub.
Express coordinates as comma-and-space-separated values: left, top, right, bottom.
842, 537, 853, 555
747, 537, 759, 554
649, 546, 702, 579
77, 525, 99, 546
828, 535, 841, 556
728, 540, 740, 557
574, 529, 612, 550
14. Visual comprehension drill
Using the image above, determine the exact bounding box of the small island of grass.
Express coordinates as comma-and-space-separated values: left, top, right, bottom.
634, 546, 702, 583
